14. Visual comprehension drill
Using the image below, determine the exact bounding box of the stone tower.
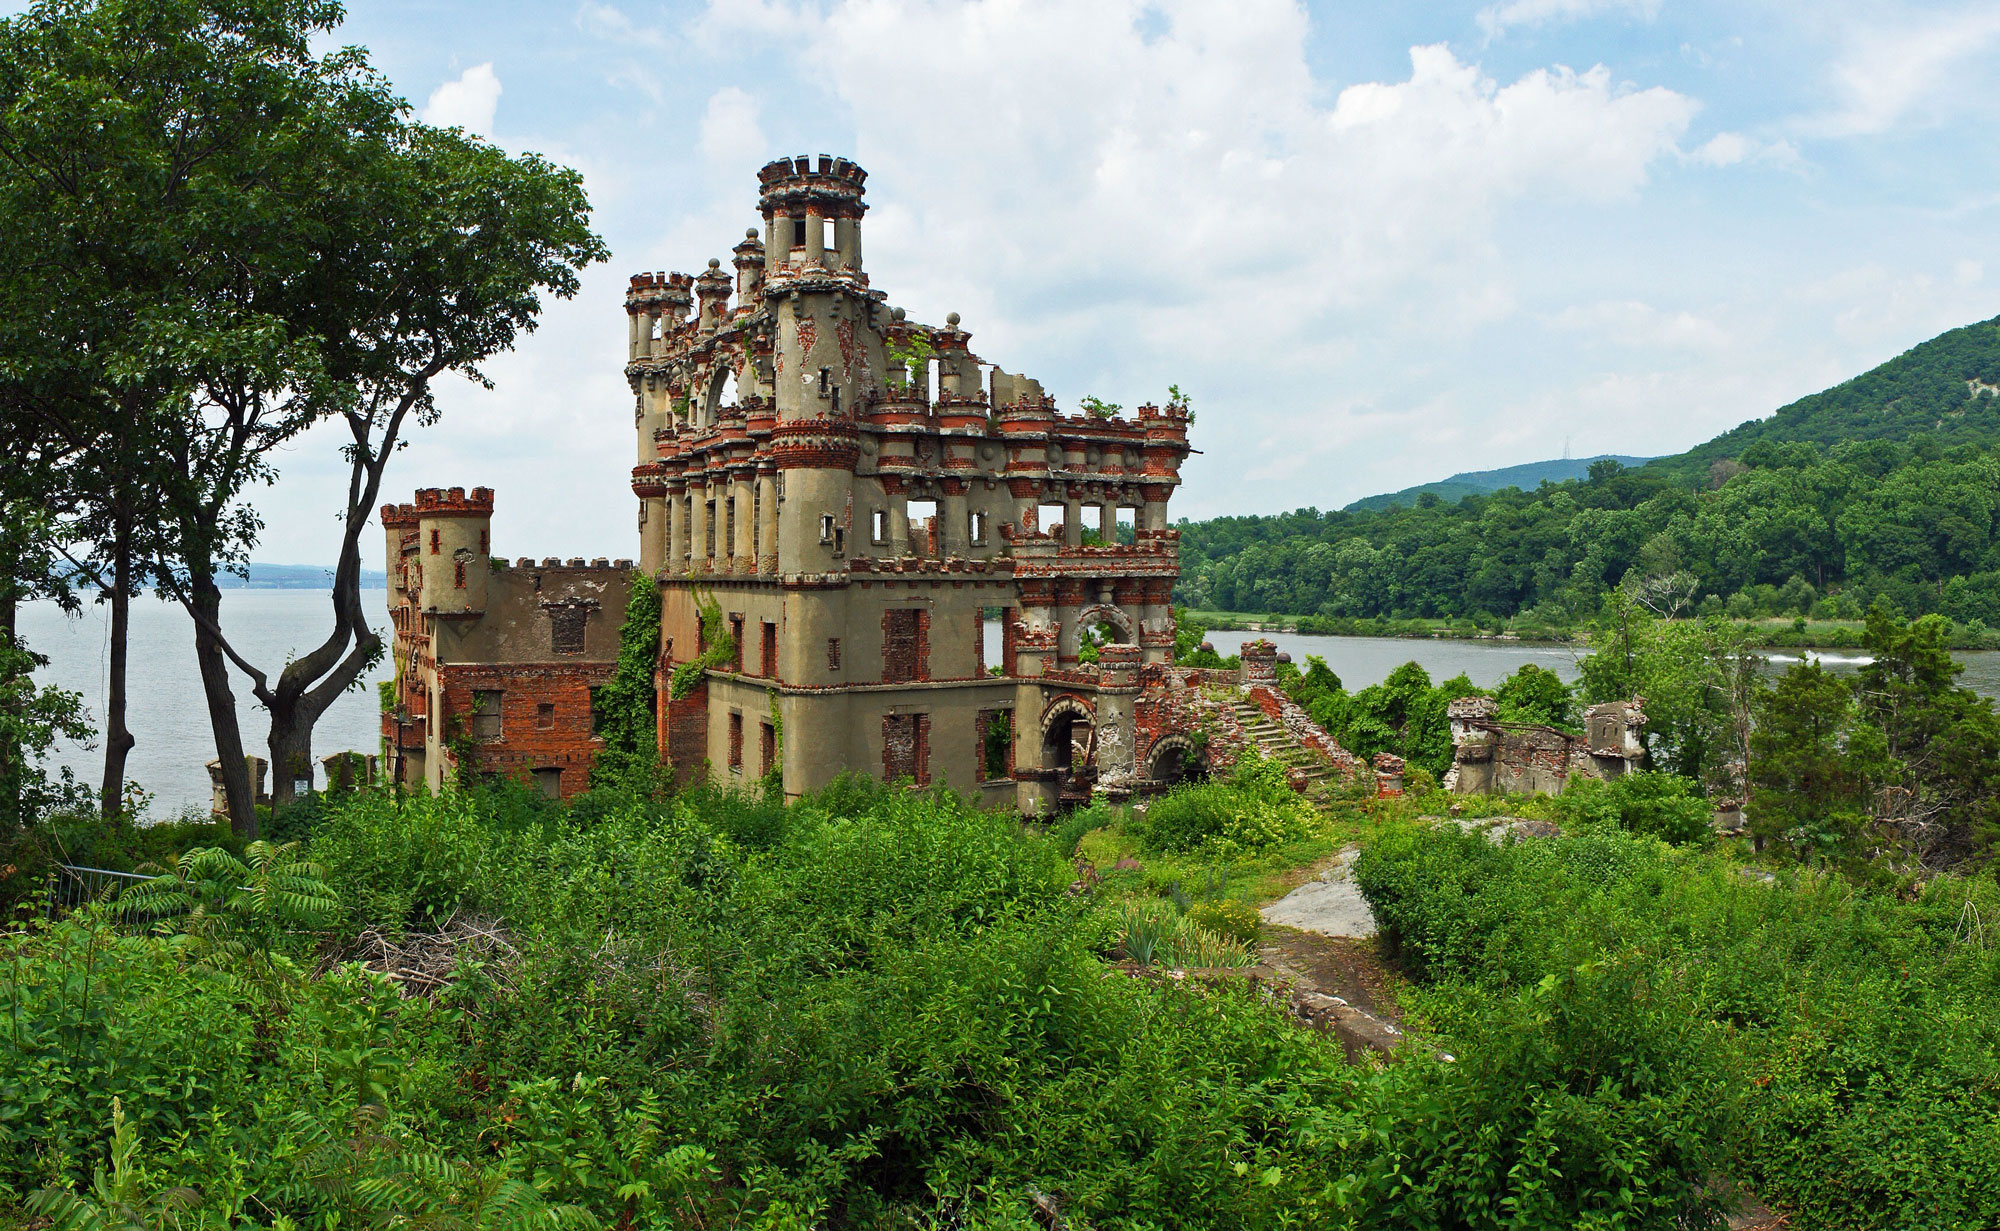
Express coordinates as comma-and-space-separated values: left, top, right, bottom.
629, 156, 1191, 811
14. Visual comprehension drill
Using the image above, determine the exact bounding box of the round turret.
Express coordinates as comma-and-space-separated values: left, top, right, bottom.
412, 486, 494, 617
759, 155, 867, 273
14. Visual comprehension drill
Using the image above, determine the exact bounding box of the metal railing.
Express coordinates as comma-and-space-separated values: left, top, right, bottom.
44, 864, 167, 925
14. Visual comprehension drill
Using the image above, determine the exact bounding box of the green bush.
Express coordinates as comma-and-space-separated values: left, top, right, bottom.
1355, 821, 2000, 1228
1185, 898, 1261, 945
1131, 752, 1314, 854
1547, 770, 1714, 845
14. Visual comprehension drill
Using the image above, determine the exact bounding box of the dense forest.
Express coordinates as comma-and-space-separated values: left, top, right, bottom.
1178, 316, 2000, 625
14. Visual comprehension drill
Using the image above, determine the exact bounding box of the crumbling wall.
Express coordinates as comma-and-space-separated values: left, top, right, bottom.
1444, 696, 1647, 797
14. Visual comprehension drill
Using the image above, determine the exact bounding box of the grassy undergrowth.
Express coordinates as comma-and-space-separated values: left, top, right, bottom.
7, 764, 1994, 1229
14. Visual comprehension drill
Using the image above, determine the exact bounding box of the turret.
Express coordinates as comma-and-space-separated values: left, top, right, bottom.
412, 486, 494, 617
695, 258, 731, 333
625, 272, 692, 361
758, 154, 867, 275
380, 501, 418, 598
732, 229, 765, 305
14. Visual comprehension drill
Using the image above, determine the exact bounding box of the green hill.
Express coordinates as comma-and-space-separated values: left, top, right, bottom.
1176, 311, 2000, 625
1653, 315, 2000, 479
1345, 455, 1656, 512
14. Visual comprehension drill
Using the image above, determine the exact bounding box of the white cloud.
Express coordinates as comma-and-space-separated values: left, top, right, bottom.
1549, 299, 1730, 350
420, 63, 502, 138
576, 2, 670, 49
697, 87, 765, 164
1476, 0, 1659, 39
1686, 130, 1800, 169
1808, 6, 2000, 137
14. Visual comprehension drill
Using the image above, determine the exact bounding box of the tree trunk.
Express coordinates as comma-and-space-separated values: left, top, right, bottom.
191, 573, 257, 836
98, 501, 134, 820
1, 549, 19, 829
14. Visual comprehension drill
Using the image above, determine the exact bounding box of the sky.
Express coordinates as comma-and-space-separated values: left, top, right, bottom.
96, 1, 2000, 561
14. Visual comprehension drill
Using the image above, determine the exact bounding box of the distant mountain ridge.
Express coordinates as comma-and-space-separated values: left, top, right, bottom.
217, 563, 389, 589
1344, 455, 1656, 512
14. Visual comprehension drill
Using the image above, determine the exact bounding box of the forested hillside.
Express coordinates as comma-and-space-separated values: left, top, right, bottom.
1342, 454, 1653, 512
1179, 315, 2000, 624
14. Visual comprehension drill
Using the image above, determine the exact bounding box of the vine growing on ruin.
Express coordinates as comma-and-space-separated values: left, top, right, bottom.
669, 591, 735, 701
593, 572, 664, 777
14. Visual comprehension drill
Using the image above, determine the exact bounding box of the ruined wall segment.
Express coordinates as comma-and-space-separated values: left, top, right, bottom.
382, 488, 631, 801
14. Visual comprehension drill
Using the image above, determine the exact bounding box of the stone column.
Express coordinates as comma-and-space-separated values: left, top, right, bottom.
733, 471, 756, 574
804, 207, 825, 267
1063, 497, 1083, 547
940, 486, 969, 557
757, 469, 779, 573
640, 499, 666, 574
887, 490, 911, 556
689, 481, 710, 574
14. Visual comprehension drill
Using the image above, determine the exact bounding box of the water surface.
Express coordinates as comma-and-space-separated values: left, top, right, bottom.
19, 590, 393, 815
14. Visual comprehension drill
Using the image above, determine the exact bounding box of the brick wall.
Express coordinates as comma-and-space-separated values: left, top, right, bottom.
882, 608, 930, 683
666, 680, 710, 786
436, 661, 613, 800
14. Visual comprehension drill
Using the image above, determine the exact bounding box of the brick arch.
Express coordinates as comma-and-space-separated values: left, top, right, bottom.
1143, 733, 1201, 783
1075, 604, 1135, 644
1039, 693, 1096, 736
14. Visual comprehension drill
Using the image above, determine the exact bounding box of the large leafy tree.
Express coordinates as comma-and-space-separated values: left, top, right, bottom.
0, 0, 604, 828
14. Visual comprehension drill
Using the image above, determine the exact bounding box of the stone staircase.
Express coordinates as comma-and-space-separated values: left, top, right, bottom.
1228, 698, 1341, 801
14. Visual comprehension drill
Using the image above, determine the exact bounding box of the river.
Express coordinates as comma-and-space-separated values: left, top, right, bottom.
18, 590, 394, 817
22, 599, 2000, 816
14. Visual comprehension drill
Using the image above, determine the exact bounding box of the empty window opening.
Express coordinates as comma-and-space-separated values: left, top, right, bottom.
820, 216, 835, 251
729, 613, 745, 672
971, 510, 989, 543
454, 558, 467, 589
1082, 504, 1106, 544
1038, 504, 1067, 538
1116, 505, 1138, 545
827, 637, 842, 670
760, 721, 777, 775
429, 528, 441, 554
818, 367, 831, 397
906, 499, 938, 554
729, 711, 744, 771
705, 501, 718, 556
820, 513, 836, 545
791, 216, 807, 248
725, 498, 737, 558
533, 768, 562, 800
882, 712, 930, 784
872, 509, 889, 544
925, 358, 942, 402
472, 690, 503, 742
536, 702, 555, 731
978, 709, 1014, 782
762, 621, 778, 677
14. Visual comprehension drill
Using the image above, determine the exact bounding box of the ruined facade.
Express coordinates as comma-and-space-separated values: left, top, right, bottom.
627, 156, 1195, 811
380, 487, 630, 800
1443, 695, 1647, 796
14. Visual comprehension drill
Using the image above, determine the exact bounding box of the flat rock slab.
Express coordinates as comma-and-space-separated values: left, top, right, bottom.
1261, 847, 1375, 938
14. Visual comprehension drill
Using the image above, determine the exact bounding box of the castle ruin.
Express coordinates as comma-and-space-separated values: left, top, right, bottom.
384, 156, 1365, 810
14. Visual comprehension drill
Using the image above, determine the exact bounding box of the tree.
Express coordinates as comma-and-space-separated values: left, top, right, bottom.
1747, 661, 1886, 860
1853, 611, 2000, 863
0, 0, 603, 828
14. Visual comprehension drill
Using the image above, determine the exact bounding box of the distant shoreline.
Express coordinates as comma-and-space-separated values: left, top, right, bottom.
1187, 610, 2000, 653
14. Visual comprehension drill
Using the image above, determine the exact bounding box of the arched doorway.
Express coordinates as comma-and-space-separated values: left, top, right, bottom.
1145, 734, 1204, 789
1039, 694, 1096, 808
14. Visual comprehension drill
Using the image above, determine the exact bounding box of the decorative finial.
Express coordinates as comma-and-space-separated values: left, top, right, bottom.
747, 228, 759, 239
708, 258, 721, 269
946, 312, 961, 327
